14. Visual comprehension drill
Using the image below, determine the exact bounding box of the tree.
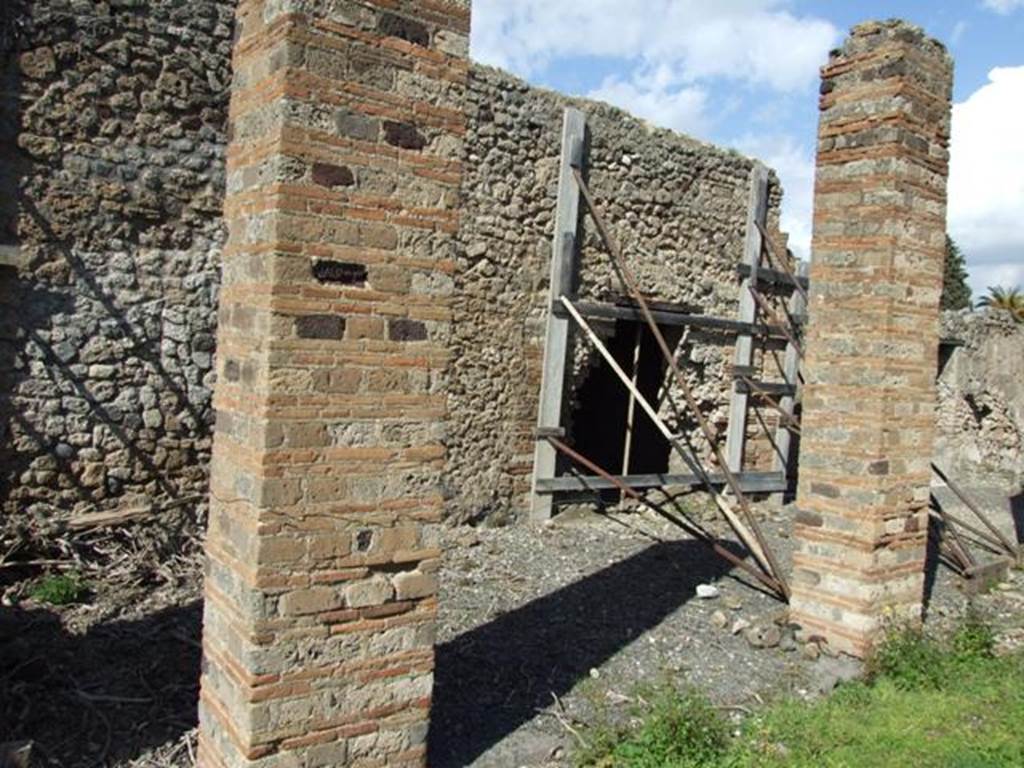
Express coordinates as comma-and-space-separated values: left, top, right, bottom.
977, 286, 1024, 323
941, 236, 972, 310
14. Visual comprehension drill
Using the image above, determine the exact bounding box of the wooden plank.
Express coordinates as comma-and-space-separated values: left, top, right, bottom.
735, 380, 797, 397
725, 164, 770, 473
737, 262, 809, 291
535, 470, 788, 494
530, 107, 586, 522
771, 260, 809, 495
622, 324, 642, 476
552, 300, 789, 339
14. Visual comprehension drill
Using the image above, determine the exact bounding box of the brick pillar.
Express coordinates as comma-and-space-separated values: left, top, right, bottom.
790, 21, 953, 658
198, 1, 470, 765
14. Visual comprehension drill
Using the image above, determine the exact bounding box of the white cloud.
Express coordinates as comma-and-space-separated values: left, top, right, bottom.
733, 134, 816, 263
981, 0, 1024, 14
948, 66, 1024, 294
588, 75, 710, 136
470, 1, 838, 92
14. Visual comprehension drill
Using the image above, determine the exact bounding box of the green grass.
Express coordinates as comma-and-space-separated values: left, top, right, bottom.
28, 572, 89, 605
577, 620, 1024, 768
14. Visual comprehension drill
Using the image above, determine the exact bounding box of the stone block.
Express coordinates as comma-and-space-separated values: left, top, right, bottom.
345, 577, 395, 608
392, 571, 438, 601
280, 587, 343, 616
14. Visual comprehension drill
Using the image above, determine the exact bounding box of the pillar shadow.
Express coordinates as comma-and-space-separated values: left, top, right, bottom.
428, 538, 739, 767
0, 599, 202, 766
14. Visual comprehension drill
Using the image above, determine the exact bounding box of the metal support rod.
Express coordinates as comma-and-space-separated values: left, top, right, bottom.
726, 166, 768, 475
932, 463, 1017, 557
571, 167, 791, 600
933, 529, 969, 574
546, 435, 786, 598
755, 220, 809, 306
531, 107, 586, 522
749, 286, 803, 359
622, 324, 643, 477
561, 296, 775, 579
927, 502, 1010, 555
770, 259, 808, 498
931, 500, 977, 569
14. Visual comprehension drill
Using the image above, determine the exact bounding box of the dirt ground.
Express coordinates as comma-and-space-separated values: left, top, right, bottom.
2, 496, 1022, 767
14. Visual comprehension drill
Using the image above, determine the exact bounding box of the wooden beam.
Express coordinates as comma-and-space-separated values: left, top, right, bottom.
530, 108, 586, 521
622, 324, 643, 476
735, 380, 797, 397
552, 300, 789, 339
736, 262, 809, 292
725, 164, 769, 473
535, 470, 788, 494
771, 259, 809, 499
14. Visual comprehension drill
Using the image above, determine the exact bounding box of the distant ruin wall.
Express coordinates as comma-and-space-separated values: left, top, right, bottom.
937, 309, 1024, 486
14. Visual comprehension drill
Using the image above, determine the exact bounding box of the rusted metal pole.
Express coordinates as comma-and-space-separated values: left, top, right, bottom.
755, 220, 809, 306
546, 435, 786, 598
931, 501, 977, 569
932, 463, 1017, 557
927, 504, 1008, 555
572, 167, 790, 600
749, 286, 803, 359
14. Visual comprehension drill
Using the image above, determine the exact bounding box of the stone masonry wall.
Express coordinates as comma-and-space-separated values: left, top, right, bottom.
447, 65, 785, 523
791, 21, 954, 657
0, 1, 234, 535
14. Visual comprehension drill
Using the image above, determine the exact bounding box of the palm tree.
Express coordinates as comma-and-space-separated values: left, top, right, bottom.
977, 286, 1024, 322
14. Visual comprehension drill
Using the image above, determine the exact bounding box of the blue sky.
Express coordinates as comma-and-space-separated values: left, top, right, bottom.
470, 0, 1024, 298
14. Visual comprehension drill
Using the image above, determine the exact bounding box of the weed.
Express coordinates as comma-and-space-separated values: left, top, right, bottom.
578, 684, 728, 768
868, 625, 945, 690
29, 572, 89, 606
951, 609, 995, 661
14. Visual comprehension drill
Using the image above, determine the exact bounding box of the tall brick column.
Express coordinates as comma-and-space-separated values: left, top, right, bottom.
198, 1, 469, 765
790, 21, 953, 657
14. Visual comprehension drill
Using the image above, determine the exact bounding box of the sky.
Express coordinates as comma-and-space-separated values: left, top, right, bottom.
469, 0, 1024, 299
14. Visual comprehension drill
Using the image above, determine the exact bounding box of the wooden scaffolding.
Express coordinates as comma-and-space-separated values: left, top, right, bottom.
528, 108, 809, 600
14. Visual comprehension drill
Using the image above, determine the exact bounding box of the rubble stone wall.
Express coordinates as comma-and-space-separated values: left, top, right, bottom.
0, 0, 234, 530
937, 309, 1024, 486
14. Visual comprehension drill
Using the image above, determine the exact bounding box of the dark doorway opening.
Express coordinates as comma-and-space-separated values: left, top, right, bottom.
569, 320, 676, 498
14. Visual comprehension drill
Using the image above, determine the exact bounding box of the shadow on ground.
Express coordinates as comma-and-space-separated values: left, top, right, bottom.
0, 599, 202, 766
428, 538, 738, 767
2, 538, 741, 765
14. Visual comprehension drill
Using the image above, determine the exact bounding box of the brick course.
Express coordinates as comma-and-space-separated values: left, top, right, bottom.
198, 0, 470, 765
790, 20, 953, 657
